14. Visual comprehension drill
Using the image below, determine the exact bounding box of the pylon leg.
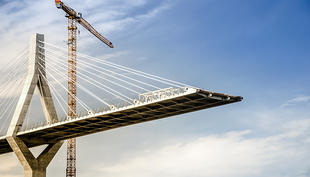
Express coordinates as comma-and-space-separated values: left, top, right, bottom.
6, 136, 63, 177
5, 33, 62, 177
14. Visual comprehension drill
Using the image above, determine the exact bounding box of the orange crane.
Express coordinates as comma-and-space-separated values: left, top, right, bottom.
55, 1, 114, 177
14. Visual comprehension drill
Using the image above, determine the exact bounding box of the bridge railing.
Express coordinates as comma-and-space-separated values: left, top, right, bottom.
18, 86, 195, 133
135, 86, 190, 104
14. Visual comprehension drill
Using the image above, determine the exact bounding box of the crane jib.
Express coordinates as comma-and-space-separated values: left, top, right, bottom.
55, 0, 113, 48
78, 18, 114, 48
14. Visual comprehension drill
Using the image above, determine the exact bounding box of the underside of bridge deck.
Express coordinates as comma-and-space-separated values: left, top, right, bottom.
0, 89, 242, 155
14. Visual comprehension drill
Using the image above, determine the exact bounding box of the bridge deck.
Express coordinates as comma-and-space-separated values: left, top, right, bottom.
0, 88, 242, 155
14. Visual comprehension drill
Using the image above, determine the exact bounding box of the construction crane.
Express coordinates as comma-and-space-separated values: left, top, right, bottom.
55, 1, 114, 177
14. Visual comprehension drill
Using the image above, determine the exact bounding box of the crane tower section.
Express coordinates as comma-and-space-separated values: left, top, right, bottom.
55, 1, 114, 177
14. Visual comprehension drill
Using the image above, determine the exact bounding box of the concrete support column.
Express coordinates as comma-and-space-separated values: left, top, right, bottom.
6, 33, 63, 177
6, 136, 63, 177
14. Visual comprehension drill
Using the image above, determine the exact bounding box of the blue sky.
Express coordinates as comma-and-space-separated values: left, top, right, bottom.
0, 0, 310, 177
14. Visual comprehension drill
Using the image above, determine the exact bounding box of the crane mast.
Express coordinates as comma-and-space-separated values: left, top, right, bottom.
55, 1, 113, 177
67, 15, 77, 177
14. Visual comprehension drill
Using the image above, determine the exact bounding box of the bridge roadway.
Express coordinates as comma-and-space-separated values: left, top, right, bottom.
0, 87, 242, 155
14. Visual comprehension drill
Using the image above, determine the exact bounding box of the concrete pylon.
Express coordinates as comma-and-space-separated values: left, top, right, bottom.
6, 33, 63, 177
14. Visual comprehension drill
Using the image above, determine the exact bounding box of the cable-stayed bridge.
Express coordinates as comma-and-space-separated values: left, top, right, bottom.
0, 34, 242, 177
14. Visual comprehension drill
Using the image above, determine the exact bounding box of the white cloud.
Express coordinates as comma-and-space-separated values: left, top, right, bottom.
123, 0, 146, 7
136, 3, 170, 19
138, 57, 146, 60
89, 2, 171, 34
98, 120, 310, 177
0, 153, 20, 177
281, 95, 310, 107
0, 174, 21, 177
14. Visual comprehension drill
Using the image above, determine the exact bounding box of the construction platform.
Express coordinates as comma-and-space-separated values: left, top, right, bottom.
0, 87, 242, 155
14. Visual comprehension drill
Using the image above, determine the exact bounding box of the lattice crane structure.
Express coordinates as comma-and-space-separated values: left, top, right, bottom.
55, 1, 114, 177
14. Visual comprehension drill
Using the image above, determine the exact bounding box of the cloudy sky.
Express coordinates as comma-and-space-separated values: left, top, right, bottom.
0, 0, 310, 176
